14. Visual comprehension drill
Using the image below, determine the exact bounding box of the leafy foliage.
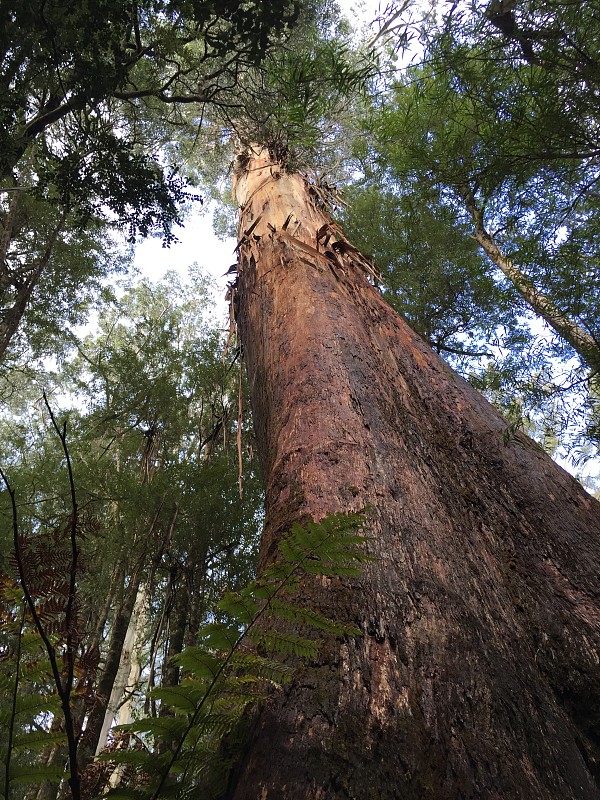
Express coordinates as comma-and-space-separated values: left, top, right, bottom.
0, 583, 65, 800
100, 511, 368, 800
342, 0, 600, 469
178, 0, 378, 209
342, 183, 519, 356
0, 0, 302, 362
0, 268, 265, 800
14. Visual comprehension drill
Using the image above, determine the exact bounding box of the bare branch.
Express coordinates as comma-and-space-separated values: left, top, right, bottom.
4, 601, 25, 800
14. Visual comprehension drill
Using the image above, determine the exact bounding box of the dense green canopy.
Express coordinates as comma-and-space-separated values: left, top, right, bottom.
0, 0, 300, 362
341, 0, 600, 471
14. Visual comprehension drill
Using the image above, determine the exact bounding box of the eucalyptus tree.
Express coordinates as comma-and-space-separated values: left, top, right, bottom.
342, 0, 600, 461
223, 133, 600, 799
368, 58, 600, 370
341, 181, 523, 362
132, 4, 600, 796
3, 1, 600, 797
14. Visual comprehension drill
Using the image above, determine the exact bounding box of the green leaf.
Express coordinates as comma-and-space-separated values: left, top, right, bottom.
267, 598, 360, 636
151, 684, 205, 714
124, 715, 188, 742
249, 628, 320, 659
198, 623, 242, 652
228, 653, 294, 685
216, 591, 260, 624
13, 730, 67, 751
8, 765, 68, 784
173, 647, 222, 680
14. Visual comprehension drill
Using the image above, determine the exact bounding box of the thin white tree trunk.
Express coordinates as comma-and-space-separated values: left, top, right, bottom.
95, 586, 148, 757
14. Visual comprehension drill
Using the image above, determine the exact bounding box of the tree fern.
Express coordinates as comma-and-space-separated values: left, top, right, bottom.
0, 581, 65, 800
101, 511, 369, 800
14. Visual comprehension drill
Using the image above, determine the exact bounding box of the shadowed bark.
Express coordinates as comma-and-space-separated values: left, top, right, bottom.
226, 146, 600, 799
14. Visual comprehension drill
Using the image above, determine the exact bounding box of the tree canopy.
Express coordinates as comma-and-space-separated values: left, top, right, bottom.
0, 0, 301, 363
2, 1, 600, 798
340, 0, 600, 471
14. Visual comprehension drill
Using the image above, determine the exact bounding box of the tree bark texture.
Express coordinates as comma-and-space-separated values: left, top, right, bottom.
228, 147, 600, 800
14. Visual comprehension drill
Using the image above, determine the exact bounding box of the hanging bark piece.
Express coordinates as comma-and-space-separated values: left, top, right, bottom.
229, 145, 600, 799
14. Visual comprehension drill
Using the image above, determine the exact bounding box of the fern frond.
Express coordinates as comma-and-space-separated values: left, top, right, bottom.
109, 510, 368, 800
215, 591, 260, 624
0, 692, 60, 720
172, 648, 222, 680
249, 628, 320, 659
266, 598, 361, 636
8, 765, 68, 784
125, 715, 189, 743
196, 623, 242, 653
182, 711, 246, 744
227, 652, 294, 685
150, 685, 205, 715
12, 730, 67, 752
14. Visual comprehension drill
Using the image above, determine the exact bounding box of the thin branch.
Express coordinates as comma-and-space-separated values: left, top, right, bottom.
113, 88, 210, 104
433, 341, 491, 358
132, 2, 143, 53
42, 392, 79, 701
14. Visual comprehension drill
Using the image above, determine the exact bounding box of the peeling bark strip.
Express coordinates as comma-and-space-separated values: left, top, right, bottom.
229, 146, 600, 800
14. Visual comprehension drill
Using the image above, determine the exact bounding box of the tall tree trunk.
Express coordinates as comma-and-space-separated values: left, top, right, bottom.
94, 586, 148, 757
77, 573, 142, 770
228, 146, 600, 799
161, 577, 189, 692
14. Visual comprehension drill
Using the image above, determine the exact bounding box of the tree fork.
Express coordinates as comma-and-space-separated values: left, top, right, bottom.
228, 146, 600, 799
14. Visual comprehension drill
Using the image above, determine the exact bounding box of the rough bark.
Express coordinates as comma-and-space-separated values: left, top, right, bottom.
228, 146, 600, 800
